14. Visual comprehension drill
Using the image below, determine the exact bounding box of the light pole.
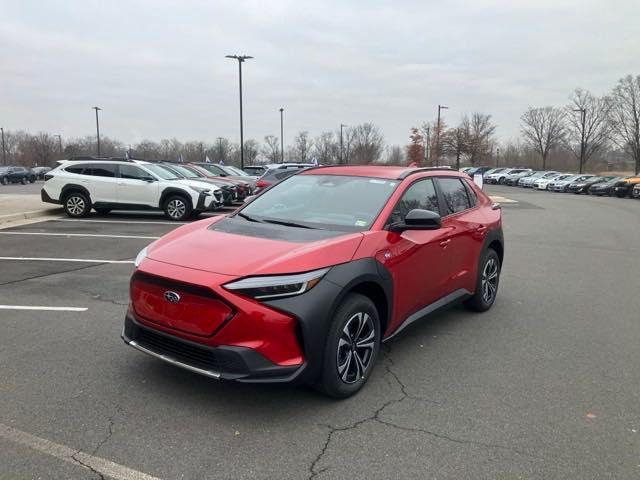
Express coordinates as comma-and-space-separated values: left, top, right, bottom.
340, 124, 348, 164
279, 108, 284, 163
54, 134, 63, 158
1, 127, 6, 165
496, 147, 500, 167
216, 137, 225, 163
92, 107, 102, 156
225, 54, 253, 169
573, 108, 586, 174
422, 125, 430, 166
436, 104, 448, 166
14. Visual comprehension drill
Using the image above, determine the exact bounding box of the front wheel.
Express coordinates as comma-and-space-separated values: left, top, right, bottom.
0, 177, 7, 185
317, 293, 381, 398
465, 249, 501, 312
63, 192, 91, 218
20, 177, 27, 185
498, 177, 505, 184
163, 195, 192, 221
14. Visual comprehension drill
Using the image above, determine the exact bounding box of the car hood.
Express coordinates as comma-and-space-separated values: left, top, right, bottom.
145, 217, 364, 276
176, 179, 221, 191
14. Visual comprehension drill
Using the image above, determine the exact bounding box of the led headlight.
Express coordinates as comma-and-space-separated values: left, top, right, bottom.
224, 267, 330, 300
134, 246, 148, 268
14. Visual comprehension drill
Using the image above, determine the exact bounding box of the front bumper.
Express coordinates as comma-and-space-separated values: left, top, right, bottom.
122, 313, 302, 382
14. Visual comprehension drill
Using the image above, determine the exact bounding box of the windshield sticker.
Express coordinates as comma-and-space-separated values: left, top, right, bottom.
355, 220, 368, 227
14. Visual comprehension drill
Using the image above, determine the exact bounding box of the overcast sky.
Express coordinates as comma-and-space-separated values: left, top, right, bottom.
1, 0, 637, 148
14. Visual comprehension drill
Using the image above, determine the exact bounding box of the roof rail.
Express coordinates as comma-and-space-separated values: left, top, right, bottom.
67, 155, 135, 163
397, 166, 454, 179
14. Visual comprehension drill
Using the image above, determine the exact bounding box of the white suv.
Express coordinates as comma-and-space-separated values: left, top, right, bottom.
42, 159, 224, 220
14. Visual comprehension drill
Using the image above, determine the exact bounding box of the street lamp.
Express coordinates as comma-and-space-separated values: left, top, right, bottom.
496, 147, 500, 167
279, 108, 284, 163
573, 108, 586, 174
340, 124, 348, 164
225, 54, 253, 169
92, 107, 102, 156
54, 134, 63, 158
1, 127, 6, 165
436, 105, 448, 166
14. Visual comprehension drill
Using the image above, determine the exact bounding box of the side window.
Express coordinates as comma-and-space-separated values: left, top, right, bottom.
438, 178, 472, 215
463, 179, 477, 206
119, 164, 148, 180
388, 178, 439, 225
65, 164, 88, 175
89, 164, 117, 178
275, 170, 295, 180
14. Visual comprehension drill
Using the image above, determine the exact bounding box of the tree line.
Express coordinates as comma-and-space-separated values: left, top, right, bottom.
3, 74, 638, 174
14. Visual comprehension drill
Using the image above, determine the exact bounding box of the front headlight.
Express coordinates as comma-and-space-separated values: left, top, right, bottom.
134, 246, 148, 268
223, 267, 330, 300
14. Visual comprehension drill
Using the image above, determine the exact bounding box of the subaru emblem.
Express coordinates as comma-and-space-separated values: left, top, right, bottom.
164, 291, 180, 304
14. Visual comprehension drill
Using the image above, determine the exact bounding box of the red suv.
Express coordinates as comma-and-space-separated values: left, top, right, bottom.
123, 166, 503, 397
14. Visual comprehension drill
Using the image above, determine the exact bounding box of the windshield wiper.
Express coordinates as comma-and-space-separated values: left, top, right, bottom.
261, 218, 315, 229
236, 212, 263, 223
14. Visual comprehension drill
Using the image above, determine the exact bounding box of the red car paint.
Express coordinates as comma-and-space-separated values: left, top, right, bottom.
131, 166, 501, 370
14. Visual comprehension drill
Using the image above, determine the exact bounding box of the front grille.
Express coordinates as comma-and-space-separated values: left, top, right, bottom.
133, 326, 248, 374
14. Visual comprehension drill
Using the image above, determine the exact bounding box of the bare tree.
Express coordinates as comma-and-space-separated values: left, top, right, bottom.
461, 113, 496, 166
262, 135, 280, 163
351, 123, 384, 164
564, 88, 613, 170
384, 145, 405, 165
610, 74, 640, 174
336, 126, 356, 164
211, 137, 232, 164
314, 131, 339, 164
243, 139, 260, 165
293, 131, 313, 162
30, 132, 57, 166
441, 126, 468, 169
521, 106, 565, 169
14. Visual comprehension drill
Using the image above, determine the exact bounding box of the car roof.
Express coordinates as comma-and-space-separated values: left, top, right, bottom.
300, 165, 462, 180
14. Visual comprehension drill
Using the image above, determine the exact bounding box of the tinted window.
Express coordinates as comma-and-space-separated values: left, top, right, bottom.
388, 178, 439, 225
119, 164, 148, 180
275, 170, 296, 180
438, 178, 471, 215
65, 164, 89, 175
88, 164, 116, 177
463, 179, 477, 206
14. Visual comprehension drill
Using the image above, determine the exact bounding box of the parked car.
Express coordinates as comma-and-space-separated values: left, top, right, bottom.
466, 166, 493, 177
534, 173, 570, 190
566, 176, 617, 194
31, 166, 52, 180
632, 184, 640, 198
612, 175, 640, 198
548, 174, 594, 192
124, 165, 504, 397
42, 159, 224, 220
481, 167, 507, 179
519, 171, 560, 188
243, 165, 267, 177
192, 163, 257, 190
254, 164, 312, 193
485, 168, 531, 184
588, 177, 624, 196
504, 170, 535, 186
223, 164, 260, 181
157, 163, 240, 206
0, 166, 36, 185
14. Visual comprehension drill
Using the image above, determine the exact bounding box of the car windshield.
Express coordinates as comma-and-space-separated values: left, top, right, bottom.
145, 164, 180, 180
239, 174, 399, 232
225, 165, 250, 176
167, 165, 201, 179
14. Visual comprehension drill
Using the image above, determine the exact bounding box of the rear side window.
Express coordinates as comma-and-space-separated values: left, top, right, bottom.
65, 164, 90, 175
275, 170, 296, 180
437, 178, 472, 215
388, 178, 439, 225
88, 164, 117, 178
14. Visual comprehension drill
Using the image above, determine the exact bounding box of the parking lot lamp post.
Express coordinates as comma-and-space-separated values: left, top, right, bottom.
225, 55, 253, 170
573, 108, 586, 174
54, 134, 63, 158
436, 105, 448, 166
280, 108, 284, 163
496, 147, 500, 167
340, 124, 348, 164
1, 127, 6, 165
92, 107, 102, 156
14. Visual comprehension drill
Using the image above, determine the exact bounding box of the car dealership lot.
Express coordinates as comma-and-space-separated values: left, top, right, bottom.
1, 187, 639, 479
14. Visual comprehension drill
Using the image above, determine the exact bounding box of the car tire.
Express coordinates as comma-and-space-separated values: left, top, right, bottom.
63, 191, 91, 218
464, 248, 501, 312
316, 293, 381, 399
498, 177, 505, 184
20, 177, 27, 185
163, 195, 192, 221
0, 177, 7, 185
94, 207, 111, 215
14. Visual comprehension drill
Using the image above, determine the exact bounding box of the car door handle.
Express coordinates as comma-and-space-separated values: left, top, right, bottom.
439, 239, 451, 248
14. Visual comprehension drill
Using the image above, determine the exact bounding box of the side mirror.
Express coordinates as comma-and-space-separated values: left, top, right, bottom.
243, 195, 256, 204
390, 209, 441, 232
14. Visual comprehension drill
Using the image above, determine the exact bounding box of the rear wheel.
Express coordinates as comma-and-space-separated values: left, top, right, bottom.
317, 293, 381, 398
20, 177, 27, 185
163, 195, 192, 221
0, 177, 7, 185
465, 249, 501, 312
498, 177, 506, 184
63, 192, 91, 218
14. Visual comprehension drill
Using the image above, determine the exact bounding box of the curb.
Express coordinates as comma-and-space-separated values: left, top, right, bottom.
0, 208, 63, 226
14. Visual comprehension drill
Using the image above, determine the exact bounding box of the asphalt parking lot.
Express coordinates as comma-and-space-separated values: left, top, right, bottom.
1, 186, 639, 480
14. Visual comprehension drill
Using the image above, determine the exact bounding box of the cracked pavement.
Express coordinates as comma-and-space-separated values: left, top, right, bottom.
1, 190, 640, 479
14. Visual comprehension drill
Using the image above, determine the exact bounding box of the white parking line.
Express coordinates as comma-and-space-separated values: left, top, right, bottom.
0, 232, 160, 240
53, 218, 188, 225
0, 257, 134, 264
0, 305, 87, 312
0, 423, 162, 480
